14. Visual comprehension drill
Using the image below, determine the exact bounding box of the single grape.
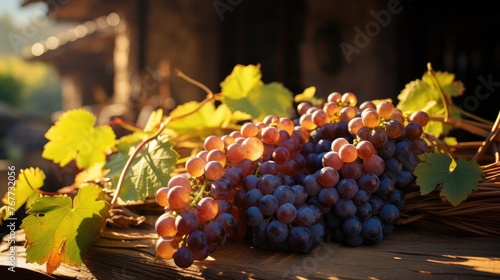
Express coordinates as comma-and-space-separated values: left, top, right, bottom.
291, 184, 308, 206
175, 212, 199, 235
204, 221, 226, 245
273, 185, 296, 205
155, 187, 170, 207
339, 106, 357, 122
156, 237, 179, 260
167, 174, 191, 192
215, 213, 238, 236
245, 206, 264, 227
323, 102, 340, 117
226, 143, 245, 163
353, 189, 370, 206
244, 189, 262, 208
167, 186, 190, 211
155, 213, 177, 237
342, 217, 362, 236
302, 173, 322, 196
339, 144, 358, 163
259, 194, 279, 216
204, 135, 224, 151
318, 187, 340, 207
287, 226, 313, 254
242, 137, 265, 161
334, 199, 357, 219
211, 178, 232, 200
359, 100, 376, 111
340, 160, 363, 180
261, 126, 281, 144
185, 157, 205, 177
327, 91, 342, 103
276, 203, 297, 223
197, 197, 219, 221
341, 92, 357, 106
337, 178, 359, 199
405, 122, 423, 140
376, 101, 394, 119
358, 173, 380, 194
356, 140, 375, 159
317, 166, 340, 188
207, 149, 227, 167
242, 174, 259, 191
257, 174, 281, 195
223, 167, 244, 188
361, 109, 380, 128
204, 160, 225, 181
363, 155, 385, 176
187, 230, 208, 250
361, 218, 383, 242
294, 206, 316, 227
385, 119, 404, 139
348, 117, 364, 136
312, 109, 329, 127
299, 114, 317, 131
355, 202, 372, 221
322, 151, 344, 171
266, 220, 289, 243
259, 161, 280, 176
409, 111, 430, 127
379, 203, 400, 224
240, 122, 259, 138
368, 127, 388, 148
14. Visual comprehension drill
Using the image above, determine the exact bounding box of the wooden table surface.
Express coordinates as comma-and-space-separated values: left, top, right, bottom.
2, 216, 500, 280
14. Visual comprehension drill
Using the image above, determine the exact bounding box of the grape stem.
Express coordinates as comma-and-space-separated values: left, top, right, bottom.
427, 63, 451, 122
110, 70, 217, 208
472, 111, 500, 163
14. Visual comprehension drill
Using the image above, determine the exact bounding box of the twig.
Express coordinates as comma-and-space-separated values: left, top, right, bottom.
429, 116, 492, 139
424, 132, 455, 158
453, 105, 495, 126
472, 111, 500, 163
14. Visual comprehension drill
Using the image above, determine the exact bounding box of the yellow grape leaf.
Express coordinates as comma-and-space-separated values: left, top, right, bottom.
294, 86, 316, 103
167, 101, 231, 132
143, 108, 164, 133
21, 185, 110, 274
42, 109, 116, 169
220, 64, 263, 99
220, 65, 294, 120
0, 167, 45, 224
414, 153, 483, 206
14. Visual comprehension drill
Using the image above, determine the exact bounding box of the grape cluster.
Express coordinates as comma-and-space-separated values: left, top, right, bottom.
155, 91, 429, 267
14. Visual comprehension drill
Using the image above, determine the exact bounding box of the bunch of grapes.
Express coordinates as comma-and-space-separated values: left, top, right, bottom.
155, 91, 430, 268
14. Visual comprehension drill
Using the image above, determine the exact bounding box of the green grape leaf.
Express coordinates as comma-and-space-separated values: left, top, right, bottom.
294, 86, 316, 103
224, 82, 293, 120
42, 109, 116, 169
220, 64, 263, 99
0, 167, 45, 224
413, 153, 483, 206
21, 185, 110, 274
167, 101, 231, 133
106, 135, 179, 202
397, 70, 463, 137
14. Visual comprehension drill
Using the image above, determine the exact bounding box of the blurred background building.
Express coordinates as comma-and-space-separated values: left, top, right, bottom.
1, 0, 500, 191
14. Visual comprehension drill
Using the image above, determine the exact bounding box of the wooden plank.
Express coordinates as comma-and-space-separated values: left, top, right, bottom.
2, 219, 500, 279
